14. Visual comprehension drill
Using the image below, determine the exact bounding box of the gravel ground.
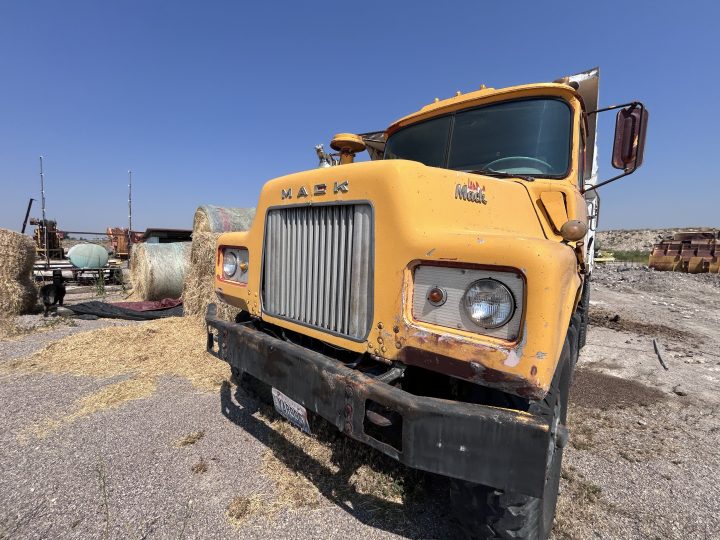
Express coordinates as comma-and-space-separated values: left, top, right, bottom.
596, 227, 718, 252
554, 265, 720, 539
1, 265, 719, 539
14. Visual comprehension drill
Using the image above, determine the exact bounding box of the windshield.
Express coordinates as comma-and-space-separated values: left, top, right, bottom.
384, 98, 572, 177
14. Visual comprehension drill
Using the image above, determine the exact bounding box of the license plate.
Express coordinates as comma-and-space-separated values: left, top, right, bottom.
271, 388, 311, 434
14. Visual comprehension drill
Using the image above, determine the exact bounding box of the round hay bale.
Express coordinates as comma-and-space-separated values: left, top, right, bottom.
130, 242, 191, 301
0, 277, 38, 315
0, 228, 36, 279
182, 232, 230, 319
193, 205, 255, 233
182, 205, 254, 321
181, 233, 237, 321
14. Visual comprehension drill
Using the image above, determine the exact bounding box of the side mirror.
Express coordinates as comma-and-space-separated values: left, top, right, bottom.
611, 104, 649, 170
582, 101, 649, 194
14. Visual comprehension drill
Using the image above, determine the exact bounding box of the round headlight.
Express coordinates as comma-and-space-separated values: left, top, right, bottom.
462, 279, 515, 329
223, 251, 238, 278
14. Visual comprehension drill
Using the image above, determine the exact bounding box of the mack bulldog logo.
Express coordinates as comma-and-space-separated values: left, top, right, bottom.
455, 180, 487, 204
281, 180, 349, 200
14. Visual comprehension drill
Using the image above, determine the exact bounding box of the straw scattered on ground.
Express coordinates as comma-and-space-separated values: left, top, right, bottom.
222, 399, 425, 529
0, 314, 76, 341
26, 377, 157, 439
4, 317, 229, 438
176, 430, 205, 447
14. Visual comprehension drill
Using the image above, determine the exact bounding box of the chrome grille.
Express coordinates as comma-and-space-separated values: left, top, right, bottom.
262, 204, 373, 340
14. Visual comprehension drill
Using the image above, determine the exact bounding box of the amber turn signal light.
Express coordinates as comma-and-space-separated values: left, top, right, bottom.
427, 286, 447, 306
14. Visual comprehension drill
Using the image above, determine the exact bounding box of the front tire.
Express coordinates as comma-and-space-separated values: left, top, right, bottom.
577, 277, 591, 349
450, 329, 574, 540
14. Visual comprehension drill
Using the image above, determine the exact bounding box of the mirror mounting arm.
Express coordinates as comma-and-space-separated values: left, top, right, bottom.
581, 101, 647, 195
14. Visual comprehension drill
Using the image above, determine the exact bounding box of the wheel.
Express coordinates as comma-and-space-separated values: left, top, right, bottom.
449, 328, 575, 540
577, 277, 590, 349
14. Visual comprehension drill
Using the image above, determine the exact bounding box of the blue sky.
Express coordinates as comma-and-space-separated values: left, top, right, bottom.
1, 1, 717, 233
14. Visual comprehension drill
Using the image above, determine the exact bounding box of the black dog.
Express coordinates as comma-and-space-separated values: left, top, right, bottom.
40, 270, 66, 316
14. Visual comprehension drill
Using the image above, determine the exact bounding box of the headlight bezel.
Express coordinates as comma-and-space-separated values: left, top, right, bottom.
411, 264, 525, 342
220, 247, 249, 284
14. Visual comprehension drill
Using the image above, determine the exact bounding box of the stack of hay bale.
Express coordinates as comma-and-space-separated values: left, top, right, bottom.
0, 228, 38, 314
129, 242, 191, 301
182, 205, 255, 320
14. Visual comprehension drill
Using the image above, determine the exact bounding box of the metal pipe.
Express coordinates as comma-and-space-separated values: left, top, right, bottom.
63, 230, 118, 236
21, 198, 35, 234
128, 170, 133, 252
40, 156, 49, 268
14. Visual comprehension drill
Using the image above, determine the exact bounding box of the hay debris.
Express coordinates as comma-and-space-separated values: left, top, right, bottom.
226, 494, 267, 526
5, 317, 230, 437
219, 407, 419, 528
177, 430, 205, 447
27, 378, 157, 438
0, 228, 38, 315
130, 242, 191, 300
182, 232, 235, 320
193, 205, 255, 234
0, 228, 36, 279
0, 278, 38, 315
191, 457, 208, 474
183, 205, 255, 321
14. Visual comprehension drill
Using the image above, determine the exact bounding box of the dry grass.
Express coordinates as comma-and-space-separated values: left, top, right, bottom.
177, 430, 205, 447
25, 377, 156, 439
0, 228, 38, 315
219, 399, 422, 529
0, 315, 76, 341
3, 317, 227, 390
183, 205, 255, 321
259, 414, 407, 509
0, 228, 36, 279
191, 457, 208, 474
225, 495, 266, 526
0, 279, 38, 315
182, 232, 235, 321
192, 206, 255, 234
554, 464, 617, 539
4, 317, 229, 437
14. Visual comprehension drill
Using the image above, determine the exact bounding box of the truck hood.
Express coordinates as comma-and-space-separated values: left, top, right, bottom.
257, 159, 546, 242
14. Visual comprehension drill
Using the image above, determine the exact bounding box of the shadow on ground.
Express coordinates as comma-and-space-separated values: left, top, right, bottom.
219, 380, 460, 539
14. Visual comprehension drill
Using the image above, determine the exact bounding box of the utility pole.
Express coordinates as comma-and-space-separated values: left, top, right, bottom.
128, 170, 133, 251
40, 156, 49, 268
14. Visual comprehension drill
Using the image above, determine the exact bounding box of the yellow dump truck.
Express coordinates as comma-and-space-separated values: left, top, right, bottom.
206, 68, 648, 539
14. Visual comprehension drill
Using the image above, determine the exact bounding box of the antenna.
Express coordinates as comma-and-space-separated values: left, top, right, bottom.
40, 156, 49, 269
128, 170, 133, 251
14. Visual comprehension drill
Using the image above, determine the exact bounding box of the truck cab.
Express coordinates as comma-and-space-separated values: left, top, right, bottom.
206, 69, 647, 539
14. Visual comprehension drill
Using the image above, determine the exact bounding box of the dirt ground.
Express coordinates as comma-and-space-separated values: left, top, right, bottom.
1, 264, 718, 539
596, 227, 718, 252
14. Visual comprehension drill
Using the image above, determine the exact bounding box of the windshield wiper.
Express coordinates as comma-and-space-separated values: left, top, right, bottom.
465, 169, 535, 182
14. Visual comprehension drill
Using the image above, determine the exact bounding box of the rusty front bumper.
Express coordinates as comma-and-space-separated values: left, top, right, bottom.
206, 304, 551, 497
